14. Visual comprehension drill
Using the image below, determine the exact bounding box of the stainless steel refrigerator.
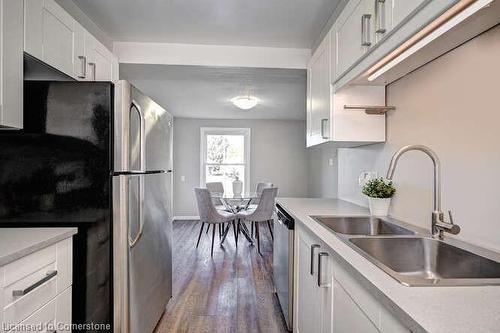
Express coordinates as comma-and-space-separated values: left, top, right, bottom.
112, 81, 173, 333
0, 80, 173, 332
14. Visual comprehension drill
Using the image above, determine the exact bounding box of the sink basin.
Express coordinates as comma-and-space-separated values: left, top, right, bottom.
311, 216, 415, 236
349, 237, 500, 286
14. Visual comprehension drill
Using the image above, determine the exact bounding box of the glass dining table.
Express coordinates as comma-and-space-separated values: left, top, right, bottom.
211, 192, 259, 244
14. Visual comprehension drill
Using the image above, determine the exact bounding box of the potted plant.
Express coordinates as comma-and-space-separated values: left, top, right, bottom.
362, 177, 396, 216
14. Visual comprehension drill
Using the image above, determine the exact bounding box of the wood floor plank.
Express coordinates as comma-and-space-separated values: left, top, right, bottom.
154, 220, 287, 333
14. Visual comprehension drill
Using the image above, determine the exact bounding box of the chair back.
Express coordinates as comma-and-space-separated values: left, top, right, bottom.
251, 187, 278, 221
206, 182, 224, 194
194, 188, 218, 222
253, 182, 273, 205
206, 182, 224, 206
256, 182, 273, 194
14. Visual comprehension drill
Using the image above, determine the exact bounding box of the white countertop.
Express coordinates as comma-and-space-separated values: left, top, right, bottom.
0, 228, 77, 266
276, 197, 500, 333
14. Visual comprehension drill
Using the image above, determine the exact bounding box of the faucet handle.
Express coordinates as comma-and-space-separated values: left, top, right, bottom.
448, 210, 454, 224
446, 210, 460, 235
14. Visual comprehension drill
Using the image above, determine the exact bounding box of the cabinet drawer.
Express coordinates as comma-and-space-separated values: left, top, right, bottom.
7, 287, 71, 333
2, 239, 72, 327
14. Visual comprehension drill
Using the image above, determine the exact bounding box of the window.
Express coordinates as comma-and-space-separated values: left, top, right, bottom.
200, 127, 250, 196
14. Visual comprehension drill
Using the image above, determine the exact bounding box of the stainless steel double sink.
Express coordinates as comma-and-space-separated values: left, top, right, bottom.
311, 216, 500, 286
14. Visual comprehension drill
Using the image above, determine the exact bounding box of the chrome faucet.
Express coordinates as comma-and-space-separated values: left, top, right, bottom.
386, 145, 460, 239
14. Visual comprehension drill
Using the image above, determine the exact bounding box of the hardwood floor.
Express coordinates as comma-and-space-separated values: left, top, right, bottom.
154, 220, 289, 333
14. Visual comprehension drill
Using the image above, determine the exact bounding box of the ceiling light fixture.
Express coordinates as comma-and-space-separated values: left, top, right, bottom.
231, 96, 259, 110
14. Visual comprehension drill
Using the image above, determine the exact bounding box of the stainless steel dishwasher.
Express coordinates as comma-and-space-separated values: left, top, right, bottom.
273, 204, 295, 331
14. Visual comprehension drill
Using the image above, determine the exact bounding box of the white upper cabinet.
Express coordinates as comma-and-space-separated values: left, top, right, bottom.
73, 22, 88, 81
85, 33, 113, 81
336, 0, 373, 80
391, 0, 426, 28
24, 0, 118, 82
0, 0, 24, 129
307, 25, 386, 148
25, 0, 75, 77
307, 33, 331, 147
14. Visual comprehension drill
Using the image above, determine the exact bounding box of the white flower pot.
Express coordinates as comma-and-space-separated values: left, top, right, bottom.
368, 197, 391, 216
232, 179, 243, 197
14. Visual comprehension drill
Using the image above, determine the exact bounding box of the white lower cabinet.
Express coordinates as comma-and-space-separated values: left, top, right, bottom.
332, 280, 378, 333
296, 222, 409, 333
297, 232, 322, 332
0, 237, 73, 333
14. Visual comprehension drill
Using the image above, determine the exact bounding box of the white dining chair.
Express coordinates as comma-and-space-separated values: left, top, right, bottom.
249, 182, 273, 237
237, 187, 278, 254
194, 188, 237, 257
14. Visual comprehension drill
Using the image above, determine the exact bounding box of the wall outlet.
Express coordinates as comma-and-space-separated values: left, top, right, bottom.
328, 158, 334, 166
180, 176, 186, 182
358, 171, 378, 187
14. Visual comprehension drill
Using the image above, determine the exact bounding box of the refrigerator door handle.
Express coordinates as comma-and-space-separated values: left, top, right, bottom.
130, 100, 146, 172
129, 175, 145, 248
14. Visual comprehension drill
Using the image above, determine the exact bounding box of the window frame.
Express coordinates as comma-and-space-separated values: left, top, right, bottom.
200, 127, 251, 191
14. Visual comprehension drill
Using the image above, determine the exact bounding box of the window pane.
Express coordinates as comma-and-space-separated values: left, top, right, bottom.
206, 165, 245, 196
206, 135, 244, 164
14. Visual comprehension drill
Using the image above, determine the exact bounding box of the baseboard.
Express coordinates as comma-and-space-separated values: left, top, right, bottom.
173, 216, 200, 221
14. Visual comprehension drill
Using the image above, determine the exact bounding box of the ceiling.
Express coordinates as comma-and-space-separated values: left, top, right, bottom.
120, 64, 306, 120
72, 0, 340, 48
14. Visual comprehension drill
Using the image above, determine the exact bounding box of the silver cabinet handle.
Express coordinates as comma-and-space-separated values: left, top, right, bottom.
321, 118, 329, 139
12, 270, 58, 296
88, 62, 96, 81
310, 244, 321, 275
317, 252, 329, 287
375, 0, 386, 34
361, 14, 372, 46
77, 56, 87, 79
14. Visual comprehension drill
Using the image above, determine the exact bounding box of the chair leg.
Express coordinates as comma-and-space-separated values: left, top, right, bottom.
211, 224, 216, 257
267, 220, 274, 240
218, 224, 222, 240
251, 221, 254, 238
206, 224, 210, 234
255, 222, 261, 255
196, 222, 205, 248
232, 220, 238, 247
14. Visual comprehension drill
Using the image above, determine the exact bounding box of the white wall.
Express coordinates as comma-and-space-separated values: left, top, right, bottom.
307, 144, 338, 198
337, 25, 500, 251
173, 118, 309, 217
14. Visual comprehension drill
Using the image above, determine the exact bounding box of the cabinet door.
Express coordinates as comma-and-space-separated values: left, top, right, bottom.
0, 0, 23, 129
307, 34, 331, 147
336, 0, 373, 80
297, 232, 322, 333
332, 279, 379, 333
87, 34, 112, 81
392, 0, 426, 28
74, 22, 88, 81
41, 0, 75, 76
